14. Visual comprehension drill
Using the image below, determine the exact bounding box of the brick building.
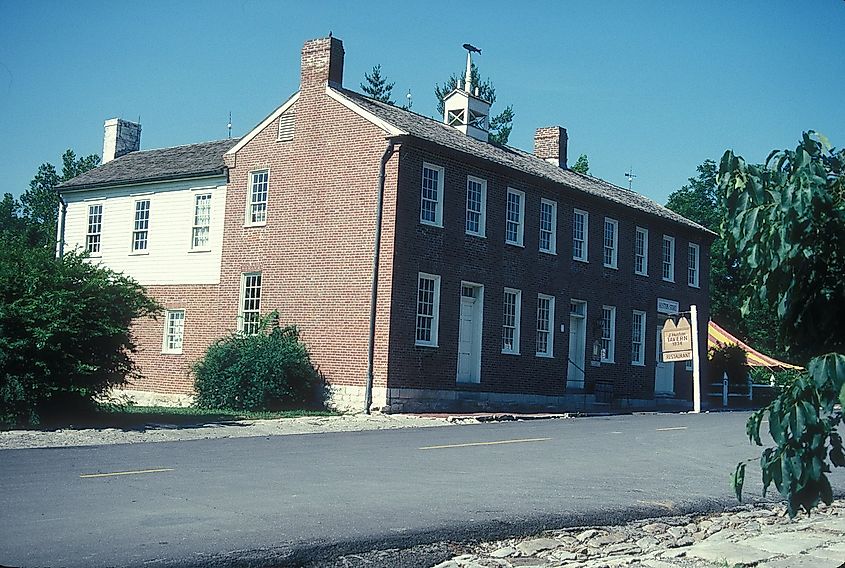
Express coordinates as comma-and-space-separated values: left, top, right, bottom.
58, 36, 714, 412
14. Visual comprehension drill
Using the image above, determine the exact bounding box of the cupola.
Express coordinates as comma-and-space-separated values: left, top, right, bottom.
443, 44, 491, 142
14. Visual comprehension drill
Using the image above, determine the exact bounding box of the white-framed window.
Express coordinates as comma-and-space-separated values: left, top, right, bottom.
191, 193, 212, 249
465, 176, 487, 236
573, 208, 588, 262
502, 288, 521, 354
635, 226, 648, 276
631, 310, 646, 366
603, 217, 618, 268
539, 199, 557, 254
247, 170, 269, 225
415, 272, 441, 346
420, 163, 444, 227
688, 243, 700, 288
239, 272, 262, 335
601, 305, 616, 363
536, 293, 554, 357
132, 199, 150, 252
162, 309, 185, 354
505, 188, 525, 246
662, 235, 675, 282
86, 204, 103, 254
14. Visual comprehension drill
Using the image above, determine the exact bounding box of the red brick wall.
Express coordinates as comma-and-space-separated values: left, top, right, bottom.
387, 142, 711, 402
218, 92, 398, 392
128, 284, 221, 394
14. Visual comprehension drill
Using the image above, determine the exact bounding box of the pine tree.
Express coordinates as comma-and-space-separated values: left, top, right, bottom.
360, 64, 395, 105
571, 154, 590, 174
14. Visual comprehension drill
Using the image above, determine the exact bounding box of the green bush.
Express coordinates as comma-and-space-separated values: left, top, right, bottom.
708, 343, 749, 387
193, 313, 321, 411
0, 234, 160, 427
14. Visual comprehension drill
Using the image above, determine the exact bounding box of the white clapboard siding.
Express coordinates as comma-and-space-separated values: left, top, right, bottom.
63, 177, 227, 285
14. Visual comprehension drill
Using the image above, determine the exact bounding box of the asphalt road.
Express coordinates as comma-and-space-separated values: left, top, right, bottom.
2, 412, 843, 568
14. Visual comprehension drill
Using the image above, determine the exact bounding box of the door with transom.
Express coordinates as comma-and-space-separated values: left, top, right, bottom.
457, 283, 483, 384
567, 300, 587, 389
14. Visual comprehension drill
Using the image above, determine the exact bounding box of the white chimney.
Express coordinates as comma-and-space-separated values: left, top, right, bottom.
102, 118, 141, 164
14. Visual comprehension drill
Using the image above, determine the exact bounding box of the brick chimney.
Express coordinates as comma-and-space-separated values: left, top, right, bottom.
300, 36, 344, 92
534, 126, 568, 168
102, 118, 141, 164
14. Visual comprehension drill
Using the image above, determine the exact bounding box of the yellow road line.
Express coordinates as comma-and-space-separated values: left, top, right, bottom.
419, 437, 551, 450
656, 427, 687, 432
79, 468, 174, 479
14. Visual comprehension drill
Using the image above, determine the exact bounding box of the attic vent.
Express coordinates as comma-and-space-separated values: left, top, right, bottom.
277, 109, 295, 142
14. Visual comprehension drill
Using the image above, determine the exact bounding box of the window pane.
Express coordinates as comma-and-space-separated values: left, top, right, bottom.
506, 191, 521, 243
421, 166, 440, 224
466, 178, 483, 234
132, 200, 150, 251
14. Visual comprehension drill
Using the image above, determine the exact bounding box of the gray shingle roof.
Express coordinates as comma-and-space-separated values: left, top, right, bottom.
58, 138, 240, 191
335, 88, 712, 235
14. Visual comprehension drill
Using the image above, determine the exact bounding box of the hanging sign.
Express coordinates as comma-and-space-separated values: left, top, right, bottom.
661, 316, 692, 362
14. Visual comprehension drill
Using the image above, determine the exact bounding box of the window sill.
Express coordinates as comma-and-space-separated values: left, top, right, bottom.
188, 248, 212, 254
688, 283, 700, 289
86, 253, 102, 258
540, 249, 557, 256
244, 222, 267, 228
414, 341, 439, 348
573, 257, 589, 263
631, 362, 645, 367
465, 231, 486, 238
505, 241, 524, 248
603, 264, 618, 270
662, 278, 675, 283
161, 350, 183, 355
635, 271, 648, 277
536, 353, 554, 359
420, 220, 443, 228
129, 251, 149, 256
502, 350, 520, 356
601, 359, 615, 364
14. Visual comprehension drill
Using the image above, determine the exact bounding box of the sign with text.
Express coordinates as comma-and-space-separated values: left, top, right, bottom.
657, 298, 679, 315
661, 317, 692, 362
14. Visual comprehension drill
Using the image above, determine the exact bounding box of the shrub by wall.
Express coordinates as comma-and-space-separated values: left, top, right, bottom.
193, 314, 321, 411
0, 235, 160, 427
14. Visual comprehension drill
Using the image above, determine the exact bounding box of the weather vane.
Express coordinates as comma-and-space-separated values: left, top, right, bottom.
624, 167, 637, 191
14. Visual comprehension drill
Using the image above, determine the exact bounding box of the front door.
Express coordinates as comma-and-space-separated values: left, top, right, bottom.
567, 300, 587, 389
457, 283, 483, 384
655, 319, 675, 394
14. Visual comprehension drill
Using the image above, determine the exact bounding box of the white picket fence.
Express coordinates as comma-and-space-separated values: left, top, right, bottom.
709, 373, 776, 407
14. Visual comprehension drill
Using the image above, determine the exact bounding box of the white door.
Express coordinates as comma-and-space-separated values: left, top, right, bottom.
567, 301, 587, 389
655, 322, 675, 394
457, 284, 482, 383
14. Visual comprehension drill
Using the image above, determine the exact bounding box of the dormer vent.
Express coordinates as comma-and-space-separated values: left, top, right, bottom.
443, 43, 491, 142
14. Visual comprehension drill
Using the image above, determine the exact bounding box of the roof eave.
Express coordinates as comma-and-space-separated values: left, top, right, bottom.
57, 170, 227, 193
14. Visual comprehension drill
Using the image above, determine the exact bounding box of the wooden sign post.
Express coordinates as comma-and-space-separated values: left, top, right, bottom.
661, 306, 701, 413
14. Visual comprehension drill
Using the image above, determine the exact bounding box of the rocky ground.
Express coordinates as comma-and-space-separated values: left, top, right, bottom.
0, 412, 460, 450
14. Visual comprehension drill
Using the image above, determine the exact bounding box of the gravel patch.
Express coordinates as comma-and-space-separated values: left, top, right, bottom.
0, 412, 459, 450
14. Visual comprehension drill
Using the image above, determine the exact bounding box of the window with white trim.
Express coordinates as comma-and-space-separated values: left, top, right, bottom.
420, 163, 444, 226
505, 188, 525, 246
631, 310, 646, 366
248, 170, 269, 225
191, 193, 212, 249
536, 294, 554, 357
635, 226, 648, 275
688, 243, 700, 288
162, 310, 185, 354
132, 199, 150, 252
465, 176, 486, 236
86, 204, 103, 254
573, 209, 588, 261
603, 217, 618, 268
502, 288, 521, 354
415, 273, 441, 346
662, 235, 675, 282
239, 272, 262, 335
539, 199, 557, 254
601, 305, 616, 363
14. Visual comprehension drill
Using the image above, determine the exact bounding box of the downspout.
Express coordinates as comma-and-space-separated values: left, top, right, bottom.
56, 188, 67, 258
364, 137, 399, 414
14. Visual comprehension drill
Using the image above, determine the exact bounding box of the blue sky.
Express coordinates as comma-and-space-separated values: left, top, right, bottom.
2, 1, 843, 204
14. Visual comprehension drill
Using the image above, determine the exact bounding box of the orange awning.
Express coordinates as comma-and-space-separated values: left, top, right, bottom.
708, 320, 802, 370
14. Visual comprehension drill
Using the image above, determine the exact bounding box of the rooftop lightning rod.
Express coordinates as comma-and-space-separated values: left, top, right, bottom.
227, 112, 232, 139
624, 167, 637, 191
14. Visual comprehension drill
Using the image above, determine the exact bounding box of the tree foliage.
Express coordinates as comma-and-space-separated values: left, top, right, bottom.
0, 234, 160, 426
571, 154, 590, 175
193, 312, 321, 411
14, 149, 100, 248
665, 160, 785, 360
434, 63, 514, 145
361, 64, 395, 105
720, 132, 844, 516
